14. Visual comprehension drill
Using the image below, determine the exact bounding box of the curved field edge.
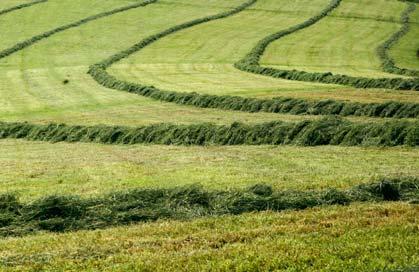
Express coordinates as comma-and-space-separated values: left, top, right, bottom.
0, 117, 417, 147
377, 2, 419, 77
0, 0, 47, 16
87, 0, 419, 118
0, 176, 417, 237
234, 0, 419, 91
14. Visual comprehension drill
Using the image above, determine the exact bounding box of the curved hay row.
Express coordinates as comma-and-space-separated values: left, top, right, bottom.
234, 0, 419, 91
0, 0, 47, 16
88, 0, 419, 118
0, 117, 417, 147
377, 2, 419, 77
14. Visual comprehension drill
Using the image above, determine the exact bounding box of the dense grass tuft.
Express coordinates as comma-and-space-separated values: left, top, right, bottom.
0, 177, 417, 237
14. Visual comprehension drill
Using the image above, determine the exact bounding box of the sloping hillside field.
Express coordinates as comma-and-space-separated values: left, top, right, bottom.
0, 0, 418, 270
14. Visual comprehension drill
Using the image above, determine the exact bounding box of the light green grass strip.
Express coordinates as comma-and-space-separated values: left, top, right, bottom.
0, 0, 46, 16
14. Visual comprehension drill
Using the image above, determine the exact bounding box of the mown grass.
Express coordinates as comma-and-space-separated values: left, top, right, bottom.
0, 177, 417, 237
110, 62, 419, 103
0, 203, 417, 271
2, 0, 300, 126
390, 6, 419, 71
0, 0, 34, 11
0, 0, 128, 51
0, 118, 417, 148
1, 139, 417, 201
260, 0, 410, 78
0, 1, 415, 125
235, 0, 419, 91
0, 0, 418, 270
109, 0, 419, 102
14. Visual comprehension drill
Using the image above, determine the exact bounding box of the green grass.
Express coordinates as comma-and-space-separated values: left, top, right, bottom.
108, 0, 419, 102
260, 0, 410, 78
0, 0, 418, 270
0, 0, 417, 128
1, 140, 417, 201
0, 0, 415, 126
0, 203, 417, 271
2, 0, 302, 126
390, 6, 419, 71
0, 0, 33, 11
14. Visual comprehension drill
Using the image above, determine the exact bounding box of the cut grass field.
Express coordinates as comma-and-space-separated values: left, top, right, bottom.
2, 0, 290, 126
1, 203, 418, 271
390, 6, 419, 71
260, 0, 410, 78
1, 140, 418, 200
0, 0, 417, 127
109, 0, 419, 101
0, 0, 418, 270
0, 0, 416, 125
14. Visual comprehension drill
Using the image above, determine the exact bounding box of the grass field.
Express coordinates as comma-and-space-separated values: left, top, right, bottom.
1, 140, 418, 200
260, 0, 409, 78
390, 6, 419, 71
108, 0, 419, 102
1, 203, 418, 271
0, 0, 418, 270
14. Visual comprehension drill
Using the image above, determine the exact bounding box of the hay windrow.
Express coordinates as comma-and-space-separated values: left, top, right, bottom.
0, 117, 417, 146
0, 177, 417, 237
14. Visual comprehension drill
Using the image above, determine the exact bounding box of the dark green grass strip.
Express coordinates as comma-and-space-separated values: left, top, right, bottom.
0, 177, 417, 237
0, 0, 47, 16
0, 0, 157, 60
0, 117, 417, 146
234, 0, 419, 91
87, 0, 419, 118
377, 2, 419, 77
